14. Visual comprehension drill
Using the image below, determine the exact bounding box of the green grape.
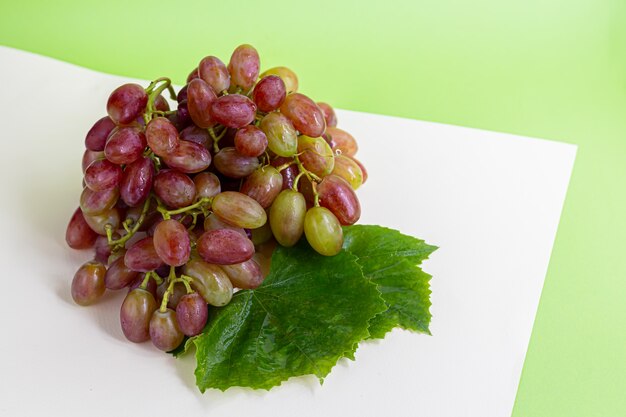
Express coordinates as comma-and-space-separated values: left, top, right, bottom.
304, 206, 343, 256
211, 191, 267, 229
269, 189, 306, 247
183, 259, 234, 306
331, 154, 363, 189
259, 112, 298, 157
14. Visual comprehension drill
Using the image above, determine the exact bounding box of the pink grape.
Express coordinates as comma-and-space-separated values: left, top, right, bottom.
120, 156, 154, 207
66, 207, 98, 249
198, 55, 230, 94
107, 83, 148, 125
84, 159, 122, 191
104, 126, 147, 165
85, 116, 116, 151
153, 219, 191, 267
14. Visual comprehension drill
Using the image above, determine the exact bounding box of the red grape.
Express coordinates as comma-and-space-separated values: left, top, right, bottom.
66, 207, 98, 249
234, 125, 268, 157
153, 219, 191, 267
84, 159, 122, 191
120, 156, 154, 207
104, 126, 147, 165
279, 93, 326, 137
198, 55, 230, 94
187, 78, 217, 128
153, 170, 195, 208
85, 116, 116, 151
146, 117, 178, 157
107, 83, 148, 125
210, 94, 257, 129
228, 44, 260, 92
252, 75, 286, 112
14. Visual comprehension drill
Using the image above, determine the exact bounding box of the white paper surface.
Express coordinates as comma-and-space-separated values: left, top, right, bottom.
0, 46, 576, 417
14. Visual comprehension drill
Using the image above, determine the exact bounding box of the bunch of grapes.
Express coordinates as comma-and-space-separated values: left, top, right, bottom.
66, 44, 367, 351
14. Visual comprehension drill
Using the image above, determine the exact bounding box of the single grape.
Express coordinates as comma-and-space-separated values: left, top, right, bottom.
153, 219, 191, 266
203, 213, 247, 236
176, 293, 208, 336
259, 112, 298, 157
351, 156, 368, 184
228, 44, 260, 92
84, 159, 122, 191
176, 100, 192, 129
145, 117, 178, 157
197, 229, 255, 265
85, 116, 116, 151
213, 147, 260, 178
83, 207, 121, 235
240, 166, 283, 208
71, 261, 106, 306
187, 67, 199, 83
66, 207, 98, 249
94, 234, 114, 264
193, 172, 221, 200
177, 85, 188, 102
210, 94, 257, 129
234, 125, 268, 157
317, 102, 338, 128
279, 93, 326, 138
187, 78, 217, 128
149, 309, 184, 351
120, 288, 158, 343
269, 189, 306, 247
104, 126, 147, 165
198, 55, 230, 94
260, 66, 299, 94
304, 206, 343, 256
317, 175, 361, 225
153, 169, 196, 208
220, 259, 264, 289
105, 255, 139, 290
80, 186, 119, 216
297, 135, 335, 177
162, 140, 211, 174
183, 259, 233, 306
325, 127, 358, 156
252, 75, 286, 112
254, 240, 276, 277
82, 149, 105, 173
120, 156, 154, 207
331, 154, 363, 189
180, 125, 211, 148
211, 191, 267, 229
124, 237, 165, 272
154, 94, 170, 111
107, 83, 148, 125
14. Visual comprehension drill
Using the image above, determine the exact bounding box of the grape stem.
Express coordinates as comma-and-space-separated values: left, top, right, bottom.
157, 197, 212, 220
141, 270, 164, 289
143, 78, 175, 124
159, 266, 194, 312
208, 126, 228, 153
105, 196, 152, 250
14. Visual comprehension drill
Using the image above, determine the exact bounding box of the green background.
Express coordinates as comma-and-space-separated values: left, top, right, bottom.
1, 0, 624, 415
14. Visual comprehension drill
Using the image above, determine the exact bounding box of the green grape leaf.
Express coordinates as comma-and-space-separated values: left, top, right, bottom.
343, 225, 437, 338
192, 238, 387, 392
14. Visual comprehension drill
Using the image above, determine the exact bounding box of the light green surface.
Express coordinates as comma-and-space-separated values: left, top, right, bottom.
1, 1, 624, 415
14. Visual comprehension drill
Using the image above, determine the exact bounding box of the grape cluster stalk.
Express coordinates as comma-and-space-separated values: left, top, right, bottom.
66, 44, 367, 351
